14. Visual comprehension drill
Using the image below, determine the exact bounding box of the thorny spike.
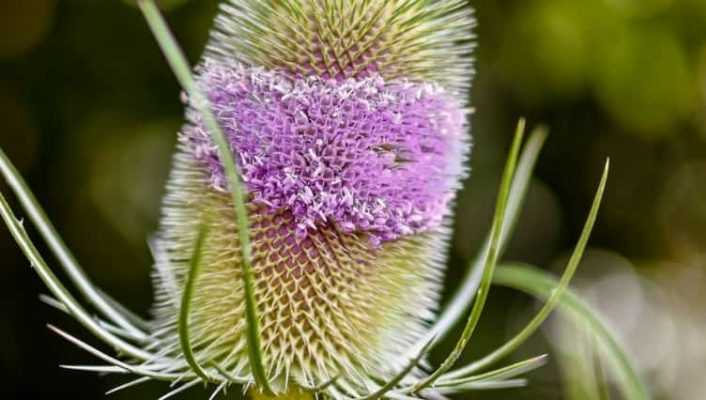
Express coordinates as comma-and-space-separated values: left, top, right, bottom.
0, 149, 149, 339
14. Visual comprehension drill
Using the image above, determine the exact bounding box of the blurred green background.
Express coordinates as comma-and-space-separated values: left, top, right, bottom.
1, 0, 705, 399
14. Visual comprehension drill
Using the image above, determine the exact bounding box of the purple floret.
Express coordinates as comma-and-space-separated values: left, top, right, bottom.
184, 60, 469, 244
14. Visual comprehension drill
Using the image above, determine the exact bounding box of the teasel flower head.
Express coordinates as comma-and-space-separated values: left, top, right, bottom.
0, 1, 624, 399
152, 0, 473, 394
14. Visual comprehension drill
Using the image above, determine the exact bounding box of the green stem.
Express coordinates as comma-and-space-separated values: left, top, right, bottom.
444, 160, 609, 379
137, 0, 272, 394
0, 148, 150, 336
178, 221, 212, 382
412, 119, 526, 392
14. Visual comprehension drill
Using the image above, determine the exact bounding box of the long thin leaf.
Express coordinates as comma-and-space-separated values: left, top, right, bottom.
443, 159, 610, 380
0, 193, 154, 360
437, 355, 547, 387
61, 365, 131, 374
355, 337, 435, 400
493, 265, 650, 400
422, 125, 548, 347
209, 382, 227, 400
178, 221, 211, 382
136, 0, 272, 394
106, 376, 152, 395
38, 294, 148, 343
97, 286, 152, 331
301, 375, 340, 392
557, 319, 606, 400
210, 362, 250, 384
48, 325, 177, 380
157, 379, 200, 400
436, 379, 528, 393
0, 148, 149, 337
411, 119, 526, 392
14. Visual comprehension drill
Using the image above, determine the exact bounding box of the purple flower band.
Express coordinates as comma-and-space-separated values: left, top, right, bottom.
185, 60, 468, 244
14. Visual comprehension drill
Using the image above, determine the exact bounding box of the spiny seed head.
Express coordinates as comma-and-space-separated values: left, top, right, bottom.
150, 0, 475, 395
208, 0, 476, 96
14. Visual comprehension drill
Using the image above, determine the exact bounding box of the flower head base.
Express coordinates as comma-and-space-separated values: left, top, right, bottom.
186, 60, 468, 244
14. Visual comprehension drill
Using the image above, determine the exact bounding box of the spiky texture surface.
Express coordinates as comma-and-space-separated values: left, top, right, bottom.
208, 0, 475, 98
186, 60, 467, 244
147, 0, 475, 396
149, 146, 449, 394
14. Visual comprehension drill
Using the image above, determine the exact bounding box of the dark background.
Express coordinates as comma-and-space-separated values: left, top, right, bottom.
1, 0, 705, 399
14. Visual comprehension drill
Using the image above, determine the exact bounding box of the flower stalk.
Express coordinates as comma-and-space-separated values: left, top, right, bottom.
137, 0, 273, 393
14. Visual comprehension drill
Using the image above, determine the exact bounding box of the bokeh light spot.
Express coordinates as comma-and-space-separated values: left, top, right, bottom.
0, 0, 55, 58
594, 29, 694, 139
